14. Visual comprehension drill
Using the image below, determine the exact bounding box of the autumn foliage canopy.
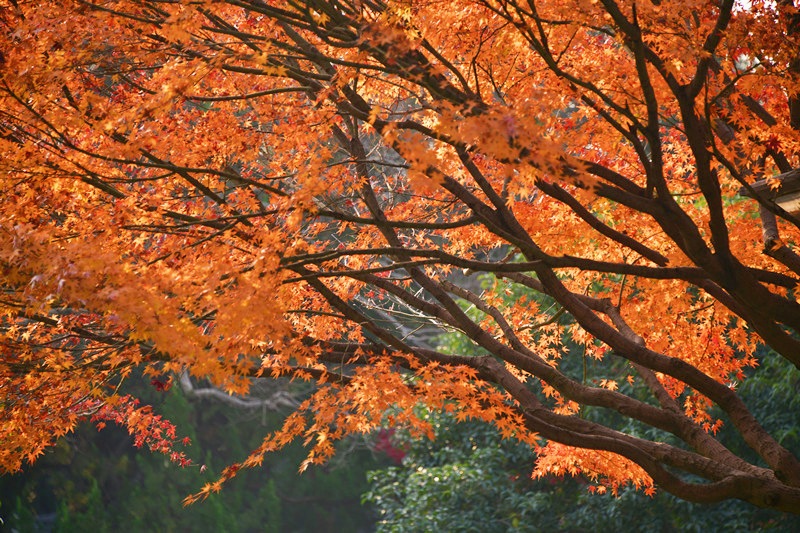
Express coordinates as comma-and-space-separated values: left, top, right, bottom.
3, 0, 800, 512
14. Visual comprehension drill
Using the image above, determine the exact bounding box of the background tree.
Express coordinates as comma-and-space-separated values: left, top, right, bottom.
0, 373, 382, 532
3, 0, 800, 514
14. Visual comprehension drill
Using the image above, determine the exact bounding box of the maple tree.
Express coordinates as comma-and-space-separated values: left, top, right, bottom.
3, 0, 800, 513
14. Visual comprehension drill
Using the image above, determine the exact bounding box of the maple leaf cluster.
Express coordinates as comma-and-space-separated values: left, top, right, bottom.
2, 0, 800, 513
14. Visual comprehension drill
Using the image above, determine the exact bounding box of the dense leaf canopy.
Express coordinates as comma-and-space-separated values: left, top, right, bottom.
3, 0, 800, 513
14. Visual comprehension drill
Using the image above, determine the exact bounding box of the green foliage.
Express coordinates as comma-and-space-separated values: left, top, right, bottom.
364, 412, 541, 532
55, 480, 110, 533
262, 480, 281, 533
734, 351, 800, 453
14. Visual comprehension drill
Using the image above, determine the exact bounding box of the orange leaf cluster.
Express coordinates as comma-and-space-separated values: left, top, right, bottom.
2, 0, 800, 512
